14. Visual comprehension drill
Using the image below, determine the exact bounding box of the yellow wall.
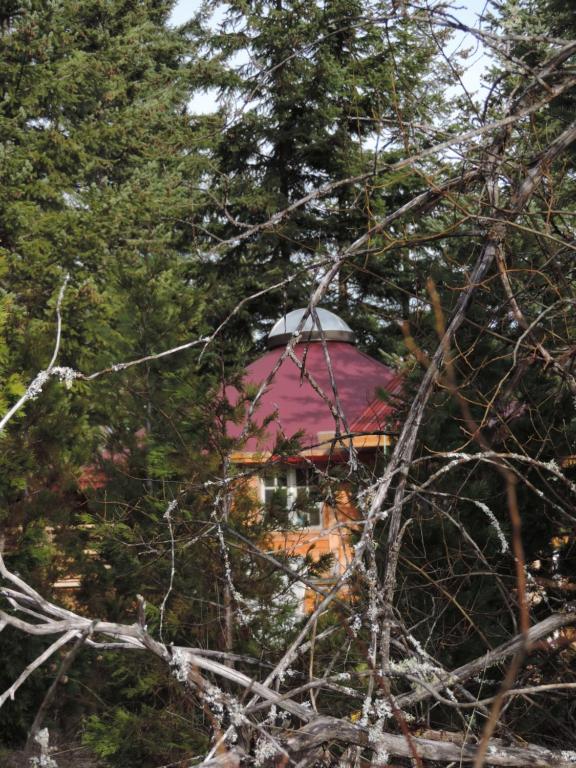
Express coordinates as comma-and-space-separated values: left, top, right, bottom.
236, 469, 361, 612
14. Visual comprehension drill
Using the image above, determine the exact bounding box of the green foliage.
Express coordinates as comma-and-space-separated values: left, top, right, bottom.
2, 0, 576, 761
193, 0, 448, 353
81, 654, 206, 767
83, 703, 203, 766
0, 0, 216, 755
0, 627, 53, 746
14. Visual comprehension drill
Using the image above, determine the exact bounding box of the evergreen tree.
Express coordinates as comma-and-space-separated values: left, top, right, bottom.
2, 0, 575, 764
0, 0, 215, 747
193, 0, 448, 354
385, 0, 576, 743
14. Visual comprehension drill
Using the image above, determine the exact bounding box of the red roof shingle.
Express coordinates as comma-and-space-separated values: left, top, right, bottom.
227, 341, 399, 453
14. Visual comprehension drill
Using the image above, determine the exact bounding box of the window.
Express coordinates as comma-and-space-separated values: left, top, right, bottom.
261, 466, 322, 528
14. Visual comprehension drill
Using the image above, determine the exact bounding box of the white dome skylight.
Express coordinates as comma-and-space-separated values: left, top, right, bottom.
267, 308, 355, 349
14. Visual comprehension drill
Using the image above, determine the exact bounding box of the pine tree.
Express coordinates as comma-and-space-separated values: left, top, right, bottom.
193, 0, 448, 354
3, 0, 575, 763
0, 0, 215, 747
384, 0, 576, 742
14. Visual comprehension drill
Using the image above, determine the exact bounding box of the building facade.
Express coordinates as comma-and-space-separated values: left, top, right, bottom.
227, 308, 401, 610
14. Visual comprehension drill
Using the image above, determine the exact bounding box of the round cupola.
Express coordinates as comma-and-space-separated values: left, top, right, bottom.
267, 308, 355, 349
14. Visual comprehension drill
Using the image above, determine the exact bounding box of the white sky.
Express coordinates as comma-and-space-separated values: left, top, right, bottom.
170, 0, 491, 26
169, 0, 492, 112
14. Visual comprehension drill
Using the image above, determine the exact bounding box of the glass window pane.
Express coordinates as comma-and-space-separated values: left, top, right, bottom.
265, 488, 287, 506
291, 505, 321, 527
262, 469, 288, 489
295, 468, 309, 486
307, 506, 321, 527
291, 509, 305, 526
295, 488, 308, 505
264, 488, 274, 504
262, 466, 322, 527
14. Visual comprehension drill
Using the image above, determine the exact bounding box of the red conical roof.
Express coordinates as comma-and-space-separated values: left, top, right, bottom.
227, 339, 400, 455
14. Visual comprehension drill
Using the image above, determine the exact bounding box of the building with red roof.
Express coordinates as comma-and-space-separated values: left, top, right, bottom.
228, 308, 400, 610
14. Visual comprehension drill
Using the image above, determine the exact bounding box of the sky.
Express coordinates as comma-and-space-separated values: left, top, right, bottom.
170, 0, 492, 29
169, 0, 492, 113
